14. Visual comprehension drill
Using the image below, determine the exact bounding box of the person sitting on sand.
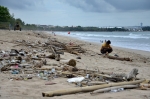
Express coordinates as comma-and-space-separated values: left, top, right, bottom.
100, 40, 113, 54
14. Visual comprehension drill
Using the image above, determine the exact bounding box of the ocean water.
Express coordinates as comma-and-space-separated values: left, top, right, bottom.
51, 31, 150, 52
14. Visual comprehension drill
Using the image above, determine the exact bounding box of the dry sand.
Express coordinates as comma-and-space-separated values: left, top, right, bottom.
0, 30, 150, 99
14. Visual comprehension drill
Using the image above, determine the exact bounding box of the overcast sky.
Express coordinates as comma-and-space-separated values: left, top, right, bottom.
0, 0, 150, 27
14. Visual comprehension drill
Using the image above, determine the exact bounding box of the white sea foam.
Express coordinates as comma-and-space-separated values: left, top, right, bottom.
66, 32, 149, 39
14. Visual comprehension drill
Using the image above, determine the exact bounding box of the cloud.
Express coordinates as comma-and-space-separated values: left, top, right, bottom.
2, 0, 149, 13
62, 0, 116, 12
0, 0, 44, 10
105, 0, 150, 11
62, 0, 150, 13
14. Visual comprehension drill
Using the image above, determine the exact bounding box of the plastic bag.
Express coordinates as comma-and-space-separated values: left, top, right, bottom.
67, 77, 85, 83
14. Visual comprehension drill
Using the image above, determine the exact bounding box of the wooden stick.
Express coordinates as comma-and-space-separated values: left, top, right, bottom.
106, 55, 131, 61
45, 82, 56, 85
81, 82, 108, 86
35, 67, 62, 70
141, 84, 150, 88
78, 68, 112, 75
91, 85, 139, 94
49, 46, 60, 61
42, 79, 145, 97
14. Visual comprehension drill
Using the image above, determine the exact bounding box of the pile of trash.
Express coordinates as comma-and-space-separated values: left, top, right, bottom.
0, 37, 85, 80
0, 37, 149, 97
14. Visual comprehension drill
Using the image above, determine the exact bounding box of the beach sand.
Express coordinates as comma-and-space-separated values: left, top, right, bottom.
0, 30, 150, 99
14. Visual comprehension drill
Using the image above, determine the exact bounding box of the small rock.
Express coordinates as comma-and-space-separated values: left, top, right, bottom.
76, 56, 81, 59
114, 54, 119, 57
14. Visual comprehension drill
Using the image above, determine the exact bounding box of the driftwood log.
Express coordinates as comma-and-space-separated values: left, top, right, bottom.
49, 46, 60, 61
106, 55, 132, 61
91, 85, 139, 94
140, 84, 150, 90
42, 79, 145, 97
65, 45, 80, 55
127, 68, 138, 80
108, 68, 139, 82
81, 81, 108, 86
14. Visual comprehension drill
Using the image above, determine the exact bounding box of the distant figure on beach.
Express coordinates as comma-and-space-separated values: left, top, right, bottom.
100, 40, 103, 43
100, 40, 113, 54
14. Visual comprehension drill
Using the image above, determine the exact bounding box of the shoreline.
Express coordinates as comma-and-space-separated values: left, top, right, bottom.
51, 32, 150, 57
48, 31, 150, 78
46, 30, 150, 32
53, 31, 150, 53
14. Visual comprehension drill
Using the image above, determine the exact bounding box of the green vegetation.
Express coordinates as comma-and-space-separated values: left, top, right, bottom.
0, 6, 11, 22
0, 6, 11, 29
0, 5, 25, 30
41, 26, 127, 32
142, 26, 150, 31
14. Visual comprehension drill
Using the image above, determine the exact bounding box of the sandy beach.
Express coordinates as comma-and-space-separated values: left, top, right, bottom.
0, 30, 150, 99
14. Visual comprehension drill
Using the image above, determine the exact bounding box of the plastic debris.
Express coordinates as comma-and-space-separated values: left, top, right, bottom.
67, 77, 85, 83
110, 88, 124, 92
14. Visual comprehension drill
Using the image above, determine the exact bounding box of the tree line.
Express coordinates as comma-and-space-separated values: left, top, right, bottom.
38, 26, 128, 32
0, 6, 25, 29
0, 5, 150, 31
142, 26, 150, 31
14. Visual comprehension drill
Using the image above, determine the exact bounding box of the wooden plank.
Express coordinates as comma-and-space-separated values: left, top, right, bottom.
42, 79, 145, 97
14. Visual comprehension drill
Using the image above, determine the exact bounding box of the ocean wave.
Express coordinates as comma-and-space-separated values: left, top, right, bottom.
57, 32, 150, 39
101, 35, 149, 39
129, 33, 141, 36
75, 34, 149, 39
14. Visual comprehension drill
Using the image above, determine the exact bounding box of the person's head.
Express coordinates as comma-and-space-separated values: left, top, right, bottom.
106, 40, 111, 44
